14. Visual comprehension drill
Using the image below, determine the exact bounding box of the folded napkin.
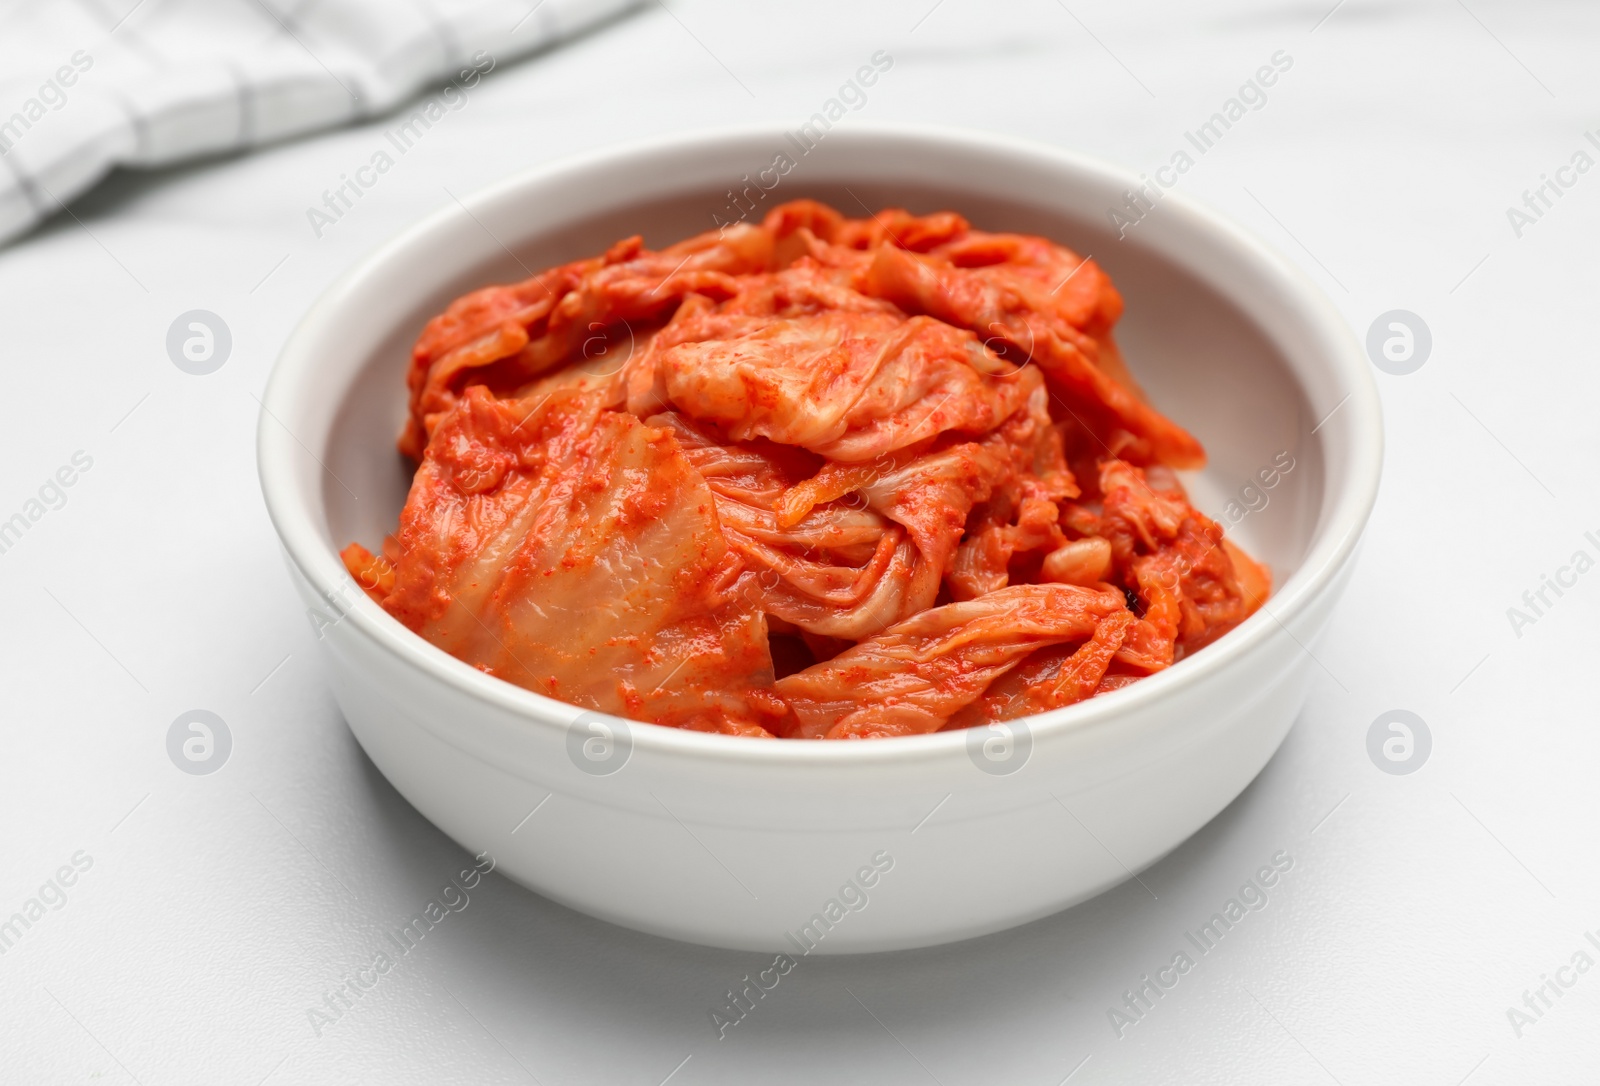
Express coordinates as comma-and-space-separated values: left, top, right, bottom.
0, 0, 643, 247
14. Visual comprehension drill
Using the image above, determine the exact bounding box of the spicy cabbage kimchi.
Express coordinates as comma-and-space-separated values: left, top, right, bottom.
341, 200, 1270, 739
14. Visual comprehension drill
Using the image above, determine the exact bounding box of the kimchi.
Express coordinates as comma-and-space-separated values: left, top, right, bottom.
342, 200, 1270, 739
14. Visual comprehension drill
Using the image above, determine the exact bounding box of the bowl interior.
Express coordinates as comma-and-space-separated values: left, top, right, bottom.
324, 179, 1321, 590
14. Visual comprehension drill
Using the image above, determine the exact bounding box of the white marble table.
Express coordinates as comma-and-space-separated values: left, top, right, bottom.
3, 1, 1596, 1081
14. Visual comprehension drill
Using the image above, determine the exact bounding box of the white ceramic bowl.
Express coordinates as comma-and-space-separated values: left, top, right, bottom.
258, 124, 1381, 954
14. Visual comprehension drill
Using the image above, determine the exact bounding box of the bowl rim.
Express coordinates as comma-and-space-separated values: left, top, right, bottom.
257, 120, 1383, 770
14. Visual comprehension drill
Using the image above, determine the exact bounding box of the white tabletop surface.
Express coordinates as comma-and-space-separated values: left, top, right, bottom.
3, 1, 1597, 1082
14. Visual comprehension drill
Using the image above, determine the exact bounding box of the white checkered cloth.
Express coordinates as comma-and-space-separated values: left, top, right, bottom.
0, 0, 643, 247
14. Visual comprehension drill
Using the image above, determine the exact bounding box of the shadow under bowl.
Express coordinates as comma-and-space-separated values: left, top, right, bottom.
257, 124, 1382, 953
